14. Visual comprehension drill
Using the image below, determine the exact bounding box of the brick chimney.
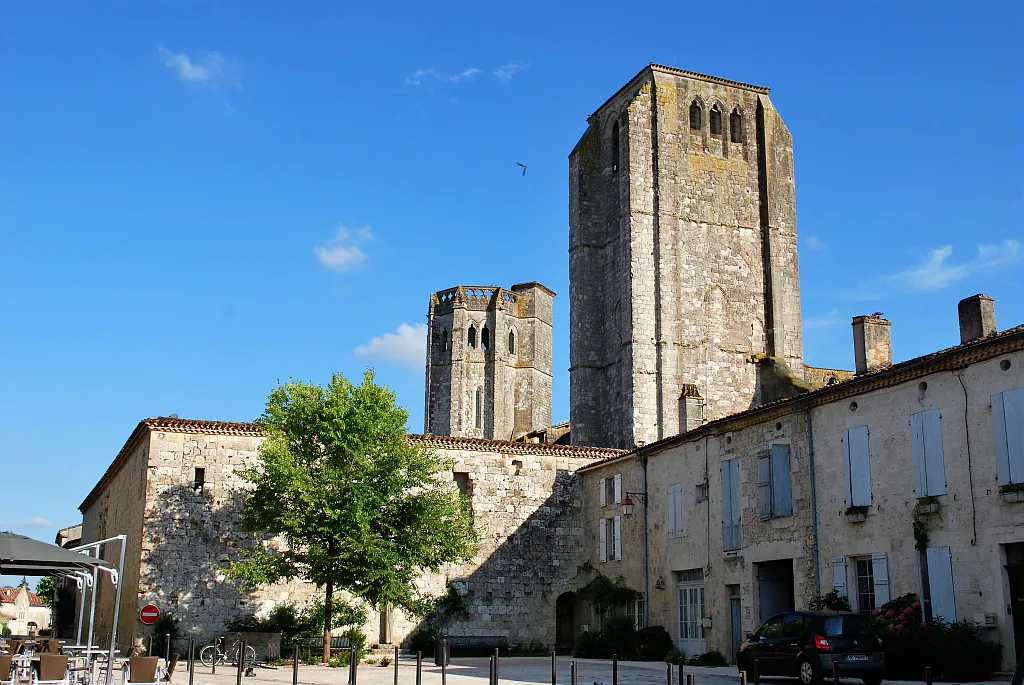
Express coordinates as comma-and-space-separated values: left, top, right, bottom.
852, 314, 891, 375
958, 294, 996, 343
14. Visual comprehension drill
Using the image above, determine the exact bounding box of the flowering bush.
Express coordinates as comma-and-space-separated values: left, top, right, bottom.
869, 593, 1000, 681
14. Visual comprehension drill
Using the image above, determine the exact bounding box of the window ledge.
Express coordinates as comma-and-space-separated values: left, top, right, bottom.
844, 508, 869, 523
1000, 490, 1024, 504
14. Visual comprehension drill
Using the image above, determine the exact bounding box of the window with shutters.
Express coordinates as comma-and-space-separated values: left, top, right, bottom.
911, 409, 946, 496
833, 553, 889, 609
757, 444, 793, 520
626, 599, 646, 629
668, 483, 683, 537
843, 425, 872, 507
601, 473, 621, 506
721, 458, 742, 551
855, 558, 875, 612
600, 516, 621, 561
993, 387, 1024, 485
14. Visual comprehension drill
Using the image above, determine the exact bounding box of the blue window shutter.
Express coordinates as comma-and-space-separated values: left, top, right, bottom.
910, 412, 928, 495
731, 458, 742, 548
993, 393, 1011, 485
871, 552, 890, 607
673, 485, 683, 533
843, 429, 853, 506
772, 444, 792, 517
721, 461, 733, 550
1005, 389, 1024, 484
926, 546, 956, 622
922, 409, 946, 496
758, 455, 772, 519
848, 425, 871, 506
667, 485, 676, 533
832, 556, 847, 598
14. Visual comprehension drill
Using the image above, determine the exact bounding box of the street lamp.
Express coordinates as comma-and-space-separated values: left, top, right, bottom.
621, 492, 646, 518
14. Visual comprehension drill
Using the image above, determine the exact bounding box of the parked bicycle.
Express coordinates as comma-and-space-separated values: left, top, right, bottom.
199, 637, 257, 668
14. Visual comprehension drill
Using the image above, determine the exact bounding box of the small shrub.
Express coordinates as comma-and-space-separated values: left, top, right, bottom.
808, 590, 852, 612
406, 628, 435, 654
601, 615, 638, 658
378, 657, 391, 667
635, 626, 672, 662
509, 641, 549, 656
686, 651, 727, 667
663, 646, 682, 664
572, 630, 609, 659
151, 613, 180, 656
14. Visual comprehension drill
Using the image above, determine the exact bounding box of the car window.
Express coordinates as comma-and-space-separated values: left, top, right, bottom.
758, 616, 784, 638
782, 614, 808, 638
824, 614, 874, 637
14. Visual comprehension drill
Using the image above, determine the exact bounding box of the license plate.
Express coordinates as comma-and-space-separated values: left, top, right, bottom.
846, 655, 870, 662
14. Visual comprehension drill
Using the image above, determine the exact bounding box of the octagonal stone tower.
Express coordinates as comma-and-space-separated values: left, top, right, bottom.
569, 64, 804, 448
425, 283, 554, 440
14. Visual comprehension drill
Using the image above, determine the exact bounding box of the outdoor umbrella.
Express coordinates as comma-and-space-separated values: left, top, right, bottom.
0, 531, 112, 576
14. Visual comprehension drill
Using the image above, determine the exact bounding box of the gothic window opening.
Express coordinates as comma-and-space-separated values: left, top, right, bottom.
508, 330, 516, 354
442, 328, 448, 352
475, 387, 483, 429
689, 100, 702, 130
611, 120, 620, 173
710, 105, 722, 135
730, 109, 742, 143
481, 326, 490, 351
467, 326, 477, 349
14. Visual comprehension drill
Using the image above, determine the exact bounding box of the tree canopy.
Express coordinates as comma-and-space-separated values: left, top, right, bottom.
226, 370, 477, 661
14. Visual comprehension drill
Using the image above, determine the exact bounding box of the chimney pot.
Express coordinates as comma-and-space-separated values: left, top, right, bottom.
852, 314, 892, 375
958, 294, 996, 343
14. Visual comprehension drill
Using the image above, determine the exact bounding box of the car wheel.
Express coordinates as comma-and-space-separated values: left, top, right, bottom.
798, 658, 821, 685
861, 677, 882, 685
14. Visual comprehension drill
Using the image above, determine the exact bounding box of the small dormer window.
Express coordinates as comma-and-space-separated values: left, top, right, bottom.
689, 100, 702, 130
730, 109, 742, 143
710, 105, 722, 135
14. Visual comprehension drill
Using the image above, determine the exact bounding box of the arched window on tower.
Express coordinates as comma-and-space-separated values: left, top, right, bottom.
508, 329, 516, 354
710, 105, 722, 135
467, 325, 476, 349
689, 100, 702, 130
475, 387, 483, 429
730, 109, 742, 143
481, 326, 490, 350
442, 328, 448, 352
611, 120, 620, 173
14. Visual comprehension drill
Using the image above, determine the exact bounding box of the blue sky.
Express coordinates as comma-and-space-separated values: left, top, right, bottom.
1, 1, 1021, 557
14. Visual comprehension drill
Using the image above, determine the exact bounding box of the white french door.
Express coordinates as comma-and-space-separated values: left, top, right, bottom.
677, 583, 707, 657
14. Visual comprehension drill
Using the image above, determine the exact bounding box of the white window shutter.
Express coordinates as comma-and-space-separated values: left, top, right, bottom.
674, 484, 683, 534
599, 518, 607, 562
600, 478, 607, 506
730, 458, 742, 548
848, 425, 871, 506
614, 473, 622, 504
832, 556, 848, 597
1004, 389, 1024, 484
910, 412, 928, 495
922, 409, 946, 495
842, 429, 852, 506
614, 515, 622, 560
872, 552, 890, 607
667, 485, 675, 533
926, 546, 956, 622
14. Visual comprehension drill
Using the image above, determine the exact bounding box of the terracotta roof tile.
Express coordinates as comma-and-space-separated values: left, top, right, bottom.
0, 587, 45, 607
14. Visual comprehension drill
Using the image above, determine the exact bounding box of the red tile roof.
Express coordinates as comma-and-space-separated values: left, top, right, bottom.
0, 587, 46, 607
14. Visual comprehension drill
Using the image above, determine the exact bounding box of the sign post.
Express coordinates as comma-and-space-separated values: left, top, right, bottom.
140, 604, 160, 625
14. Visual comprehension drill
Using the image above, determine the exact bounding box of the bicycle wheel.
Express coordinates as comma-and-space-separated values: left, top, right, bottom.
199, 646, 217, 668
244, 646, 257, 667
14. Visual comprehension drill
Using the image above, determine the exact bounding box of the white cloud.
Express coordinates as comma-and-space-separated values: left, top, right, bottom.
844, 239, 1022, 300
803, 309, 842, 329
405, 67, 482, 86
354, 323, 427, 370
804, 235, 826, 250
158, 46, 236, 88
314, 226, 373, 271
494, 61, 530, 83
19, 517, 51, 528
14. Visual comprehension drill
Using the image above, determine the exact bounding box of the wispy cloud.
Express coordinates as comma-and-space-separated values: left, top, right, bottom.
804, 235, 826, 250
803, 308, 842, 329
844, 239, 1022, 300
158, 46, 237, 88
405, 67, 483, 86
494, 61, 530, 83
314, 225, 373, 271
19, 517, 52, 528
354, 323, 427, 371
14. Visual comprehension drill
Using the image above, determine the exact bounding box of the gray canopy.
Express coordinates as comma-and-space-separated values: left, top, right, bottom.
0, 531, 112, 576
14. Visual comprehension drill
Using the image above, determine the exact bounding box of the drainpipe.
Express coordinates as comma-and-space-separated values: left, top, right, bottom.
641, 454, 651, 627
805, 409, 821, 596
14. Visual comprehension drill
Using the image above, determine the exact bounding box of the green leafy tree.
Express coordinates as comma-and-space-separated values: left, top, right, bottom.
226, 371, 477, 663
35, 577, 56, 605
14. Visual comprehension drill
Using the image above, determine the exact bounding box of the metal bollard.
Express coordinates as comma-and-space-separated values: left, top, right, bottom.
351, 646, 358, 685
293, 643, 299, 685
612, 654, 618, 685
832, 661, 840, 684
236, 640, 246, 685
551, 651, 557, 685
666, 661, 673, 685
925, 667, 933, 685
685, 673, 695, 685
678, 659, 683, 685
394, 645, 399, 685
416, 651, 422, 685
211, 639, 216, 675
570, 661, 577, 685
440, 640, 447, 685
188, 639, 195, 685
494, 647, 500, 685
739, 672, 746, 685
166, 634, 172, 666
489, 656, 495, 685
148, 636, 154, 657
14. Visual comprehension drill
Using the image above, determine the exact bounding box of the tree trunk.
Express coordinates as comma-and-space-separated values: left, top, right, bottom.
323, 580, 333, 664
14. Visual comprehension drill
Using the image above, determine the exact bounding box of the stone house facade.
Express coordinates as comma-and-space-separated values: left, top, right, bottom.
0, 586, 50, 635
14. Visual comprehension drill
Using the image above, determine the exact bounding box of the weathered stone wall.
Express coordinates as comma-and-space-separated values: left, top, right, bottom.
569, 65, 804, 449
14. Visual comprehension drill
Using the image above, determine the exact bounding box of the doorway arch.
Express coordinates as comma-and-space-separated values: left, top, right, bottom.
555, 592, 579, 654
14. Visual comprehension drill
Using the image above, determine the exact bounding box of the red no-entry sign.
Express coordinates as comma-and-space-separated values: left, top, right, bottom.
139, 604, 160, 625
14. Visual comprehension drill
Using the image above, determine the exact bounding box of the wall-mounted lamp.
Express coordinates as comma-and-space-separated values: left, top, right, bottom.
621, 492, 647, 518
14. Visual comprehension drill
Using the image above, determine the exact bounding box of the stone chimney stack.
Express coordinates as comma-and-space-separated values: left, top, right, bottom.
852, 314, 892, 375
958, 294, 996, 343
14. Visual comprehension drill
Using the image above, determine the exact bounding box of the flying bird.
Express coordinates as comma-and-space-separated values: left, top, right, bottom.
517, 163, 527, 176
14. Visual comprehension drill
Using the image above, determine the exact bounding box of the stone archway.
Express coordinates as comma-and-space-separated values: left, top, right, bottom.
555, 592, 578, 654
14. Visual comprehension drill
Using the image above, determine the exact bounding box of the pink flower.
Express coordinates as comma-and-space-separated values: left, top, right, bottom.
886, 610, 896, 618
872, 609, 880, 616
888, 626, 896, 633
911, 601, 921, 609
894, 624, 903, 631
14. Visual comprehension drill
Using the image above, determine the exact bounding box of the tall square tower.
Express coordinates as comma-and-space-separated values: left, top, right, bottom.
569, 64, 804, 448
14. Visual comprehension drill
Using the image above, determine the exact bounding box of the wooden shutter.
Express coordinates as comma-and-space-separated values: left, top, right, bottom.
832, 556, 847, 597
846, 425, 871, 506
667, 485, 677, 533
730, 458, 742, 549
673, 484, 683, 534
614, 515, 622, 560
926, 546, 956, 622
599, 518, 607, 562
721, 461, 734, 550
994, 388, 1024, 485
614, 473, 622, 504
600, 478, 607, 506
911, 412, 928, 495
757, 454, 772, 520
871, 552, 890, 607
772, 444, 792, 517
922, 410, 946, 495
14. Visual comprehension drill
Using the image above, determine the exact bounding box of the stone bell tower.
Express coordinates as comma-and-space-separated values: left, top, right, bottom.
424, 283, 554, 440
569, 64, 804, 448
